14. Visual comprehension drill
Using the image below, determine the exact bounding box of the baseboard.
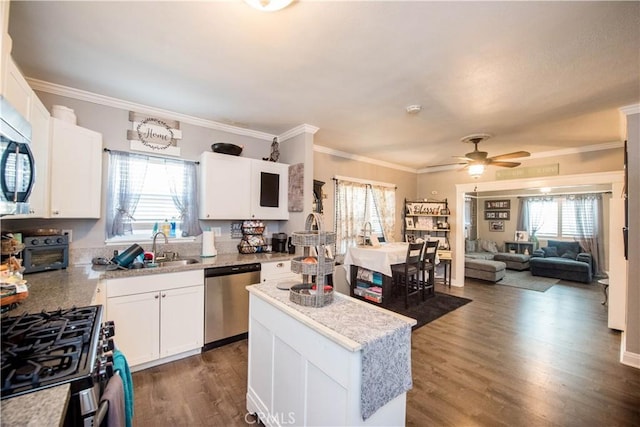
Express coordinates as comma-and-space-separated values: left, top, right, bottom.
620, 332, 640, 369
130, 348, 201, 373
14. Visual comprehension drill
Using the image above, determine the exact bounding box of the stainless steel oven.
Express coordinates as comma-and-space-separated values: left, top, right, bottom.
22, 234, 69, 274
0, 95, 35, 216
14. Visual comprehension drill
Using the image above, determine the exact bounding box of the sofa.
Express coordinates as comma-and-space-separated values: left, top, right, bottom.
465, 239, 531, 271
530, 240, 593, 283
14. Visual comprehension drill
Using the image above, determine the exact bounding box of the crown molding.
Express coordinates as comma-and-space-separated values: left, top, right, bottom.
313, 145, 418, 173
418, 141, 625, 174
27, 78, 278, 141
278, 124, 319, 142
620, 103, 640, 115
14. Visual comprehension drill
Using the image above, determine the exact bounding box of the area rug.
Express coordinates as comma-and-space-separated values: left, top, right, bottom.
497, 270, 559, 292
385, 292, 472, 331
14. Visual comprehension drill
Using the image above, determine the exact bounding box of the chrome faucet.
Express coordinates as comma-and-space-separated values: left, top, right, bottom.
151, 231, 168, 258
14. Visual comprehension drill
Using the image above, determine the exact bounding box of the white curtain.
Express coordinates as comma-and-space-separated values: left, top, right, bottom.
165, 159, 202, 237
335, 180, 369, 254
573, 194, 605, 276
334, 179, 396, 254
371, 185, 396, 243
106, 151, 148, 238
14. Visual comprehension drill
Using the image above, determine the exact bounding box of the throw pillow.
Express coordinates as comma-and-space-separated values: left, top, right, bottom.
561, 251, 578, 260
542, 246, 559, 257
480, 239, 499, 253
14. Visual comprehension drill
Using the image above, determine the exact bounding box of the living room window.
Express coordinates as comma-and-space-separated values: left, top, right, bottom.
526, 196, 598, 239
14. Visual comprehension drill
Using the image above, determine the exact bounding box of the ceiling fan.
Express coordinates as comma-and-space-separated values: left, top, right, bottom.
455, 134, 530, 177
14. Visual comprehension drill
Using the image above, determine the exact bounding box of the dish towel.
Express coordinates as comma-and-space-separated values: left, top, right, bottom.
100, 373, 125, 427
113, 349, 134, 427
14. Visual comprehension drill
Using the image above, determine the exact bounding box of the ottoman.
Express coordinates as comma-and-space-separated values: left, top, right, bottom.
493, 253, 530, 271
465, 258, 506, 283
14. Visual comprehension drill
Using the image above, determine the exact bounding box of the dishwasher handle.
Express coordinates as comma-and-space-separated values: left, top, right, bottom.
205, 263, 261, 278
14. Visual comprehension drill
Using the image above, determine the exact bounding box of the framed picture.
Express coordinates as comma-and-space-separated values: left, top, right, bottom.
405, 234, 416, 243
485, 199, 511, 210
489, 221, 504, 232
484, 210, 510, 220
515, 230, 529, 241
405, 217, 414, 228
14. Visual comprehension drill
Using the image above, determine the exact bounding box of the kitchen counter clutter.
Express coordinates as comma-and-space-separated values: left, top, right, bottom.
246, 281, 416, 425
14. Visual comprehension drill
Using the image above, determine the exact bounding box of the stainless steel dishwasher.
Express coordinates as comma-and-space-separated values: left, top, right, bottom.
204, 263, 261, 348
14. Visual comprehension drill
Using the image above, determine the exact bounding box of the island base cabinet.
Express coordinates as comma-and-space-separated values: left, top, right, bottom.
246, 294, 407, 426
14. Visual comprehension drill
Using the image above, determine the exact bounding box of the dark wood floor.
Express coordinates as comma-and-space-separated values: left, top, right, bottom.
132, 279, 640, 426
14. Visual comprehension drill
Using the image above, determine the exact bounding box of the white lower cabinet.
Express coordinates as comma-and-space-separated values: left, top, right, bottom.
105, 270, 204, 369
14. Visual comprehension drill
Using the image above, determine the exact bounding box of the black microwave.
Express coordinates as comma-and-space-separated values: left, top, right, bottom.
22, 235, 69, 274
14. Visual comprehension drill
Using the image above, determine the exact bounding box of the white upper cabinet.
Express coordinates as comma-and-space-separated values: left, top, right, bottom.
2, 57, 31, 120
199, 151, 289, 220
250, 159, 289, 220
23, 95, 50, 217
50, 118, 103, 218
199, 151, 251, 219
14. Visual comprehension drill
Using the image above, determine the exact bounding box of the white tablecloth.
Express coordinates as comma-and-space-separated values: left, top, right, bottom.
343, 242, 410, 277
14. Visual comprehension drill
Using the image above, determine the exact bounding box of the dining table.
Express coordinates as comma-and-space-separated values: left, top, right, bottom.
343, 242, 440, 307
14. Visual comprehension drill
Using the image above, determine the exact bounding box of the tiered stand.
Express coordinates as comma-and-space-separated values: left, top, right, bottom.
289, 213, 335, 308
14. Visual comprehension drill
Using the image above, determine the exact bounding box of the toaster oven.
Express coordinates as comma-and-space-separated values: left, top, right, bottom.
22, 234, 69, 274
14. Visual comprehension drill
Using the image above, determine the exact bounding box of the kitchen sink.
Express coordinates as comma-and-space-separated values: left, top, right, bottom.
155, 258, 200, 267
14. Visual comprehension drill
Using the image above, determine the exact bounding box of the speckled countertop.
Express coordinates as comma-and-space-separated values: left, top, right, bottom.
1, 251, 294, 426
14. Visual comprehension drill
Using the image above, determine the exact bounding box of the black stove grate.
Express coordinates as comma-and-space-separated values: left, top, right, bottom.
1, 305, 102, 399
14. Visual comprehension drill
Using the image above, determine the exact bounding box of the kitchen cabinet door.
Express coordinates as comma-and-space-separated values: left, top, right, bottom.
50, 118, 102, 218
24, 95, 50, 217
199, 151, 251, 219
250, 160, 289, 220
159, 285, 204, 358
2, 57, 31, 119
107, 292, 161, 366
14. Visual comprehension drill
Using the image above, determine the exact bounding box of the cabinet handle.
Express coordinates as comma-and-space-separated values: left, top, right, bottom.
52, 210, 59, 215
155, 294, 159, 299
162, 293, 166, 298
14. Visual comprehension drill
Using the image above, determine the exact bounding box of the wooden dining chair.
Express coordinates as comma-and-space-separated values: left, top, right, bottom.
420, 240, 439, 300
391, 242, 424, 308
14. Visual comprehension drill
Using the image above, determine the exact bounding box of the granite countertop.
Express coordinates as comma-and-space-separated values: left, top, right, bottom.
1, 251, 294, 426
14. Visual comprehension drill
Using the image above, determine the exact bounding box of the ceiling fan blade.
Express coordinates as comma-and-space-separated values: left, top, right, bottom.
488, 151, 530, 161
489, 161, 521, 168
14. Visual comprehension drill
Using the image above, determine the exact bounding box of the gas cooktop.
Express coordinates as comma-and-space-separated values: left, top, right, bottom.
1, 305, 104, 399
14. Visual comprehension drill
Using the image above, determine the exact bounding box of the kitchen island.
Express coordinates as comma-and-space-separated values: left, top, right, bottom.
246, 282, 416, 426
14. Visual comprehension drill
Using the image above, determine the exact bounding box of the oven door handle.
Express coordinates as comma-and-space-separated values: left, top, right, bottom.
94, 400, 109, 426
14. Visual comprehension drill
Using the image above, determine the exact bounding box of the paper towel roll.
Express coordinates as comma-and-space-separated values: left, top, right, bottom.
202, 230, 217, 257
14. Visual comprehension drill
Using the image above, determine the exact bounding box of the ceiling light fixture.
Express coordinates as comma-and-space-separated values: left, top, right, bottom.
244, 0, 293, 12
468, 164, 485, 179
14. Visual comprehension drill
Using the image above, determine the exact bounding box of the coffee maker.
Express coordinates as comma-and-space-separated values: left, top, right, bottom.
272, 233, 288, 253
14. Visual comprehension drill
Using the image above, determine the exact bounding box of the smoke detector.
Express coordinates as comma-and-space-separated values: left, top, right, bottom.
406, 104, 422, 114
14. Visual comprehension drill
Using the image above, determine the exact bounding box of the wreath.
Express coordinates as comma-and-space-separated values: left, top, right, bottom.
136, 118, 175, 150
